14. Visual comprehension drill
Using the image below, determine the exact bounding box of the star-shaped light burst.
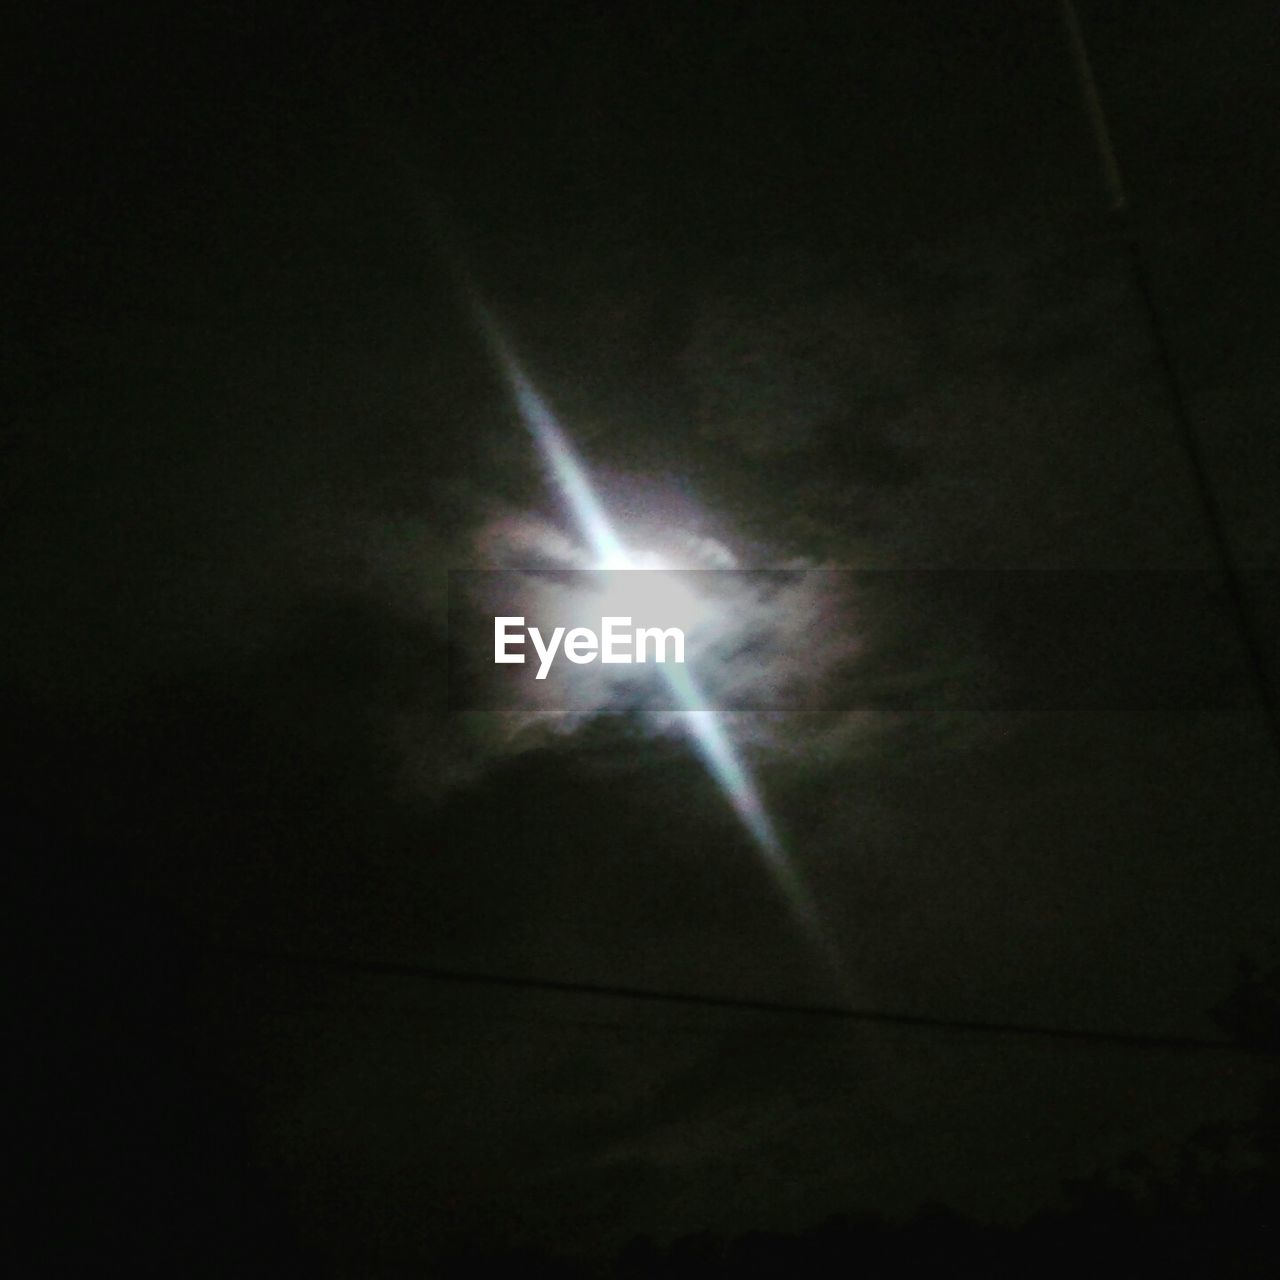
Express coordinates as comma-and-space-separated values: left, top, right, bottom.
473, 306, 824, 946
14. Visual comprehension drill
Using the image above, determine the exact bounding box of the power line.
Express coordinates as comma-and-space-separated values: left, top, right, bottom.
207, 945, 1266, 1055
1060, 0, 1280, 764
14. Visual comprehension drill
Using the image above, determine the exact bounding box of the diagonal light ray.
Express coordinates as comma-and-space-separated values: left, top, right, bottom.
469, 302, 825, 944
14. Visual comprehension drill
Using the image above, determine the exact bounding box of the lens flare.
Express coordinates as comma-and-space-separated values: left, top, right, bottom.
472, 307, 823, 942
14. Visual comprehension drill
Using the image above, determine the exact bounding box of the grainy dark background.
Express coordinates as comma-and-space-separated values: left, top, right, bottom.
8, 1, 1280, 1273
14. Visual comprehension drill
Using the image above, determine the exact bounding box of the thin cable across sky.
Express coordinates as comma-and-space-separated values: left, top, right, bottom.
206, 945, 1268, 1056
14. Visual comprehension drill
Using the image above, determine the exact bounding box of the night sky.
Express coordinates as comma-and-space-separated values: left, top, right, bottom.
9, 1, 1280, 1273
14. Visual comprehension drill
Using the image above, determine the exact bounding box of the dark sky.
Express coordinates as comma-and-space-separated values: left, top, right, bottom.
9, 0, 1280, 1270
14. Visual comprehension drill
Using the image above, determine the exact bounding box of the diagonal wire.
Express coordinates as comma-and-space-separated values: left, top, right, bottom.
205, 945, 1271, 1055
1059, 0, 1280, 766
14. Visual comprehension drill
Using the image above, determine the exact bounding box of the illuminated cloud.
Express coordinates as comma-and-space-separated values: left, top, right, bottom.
476, 319, 830, 946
